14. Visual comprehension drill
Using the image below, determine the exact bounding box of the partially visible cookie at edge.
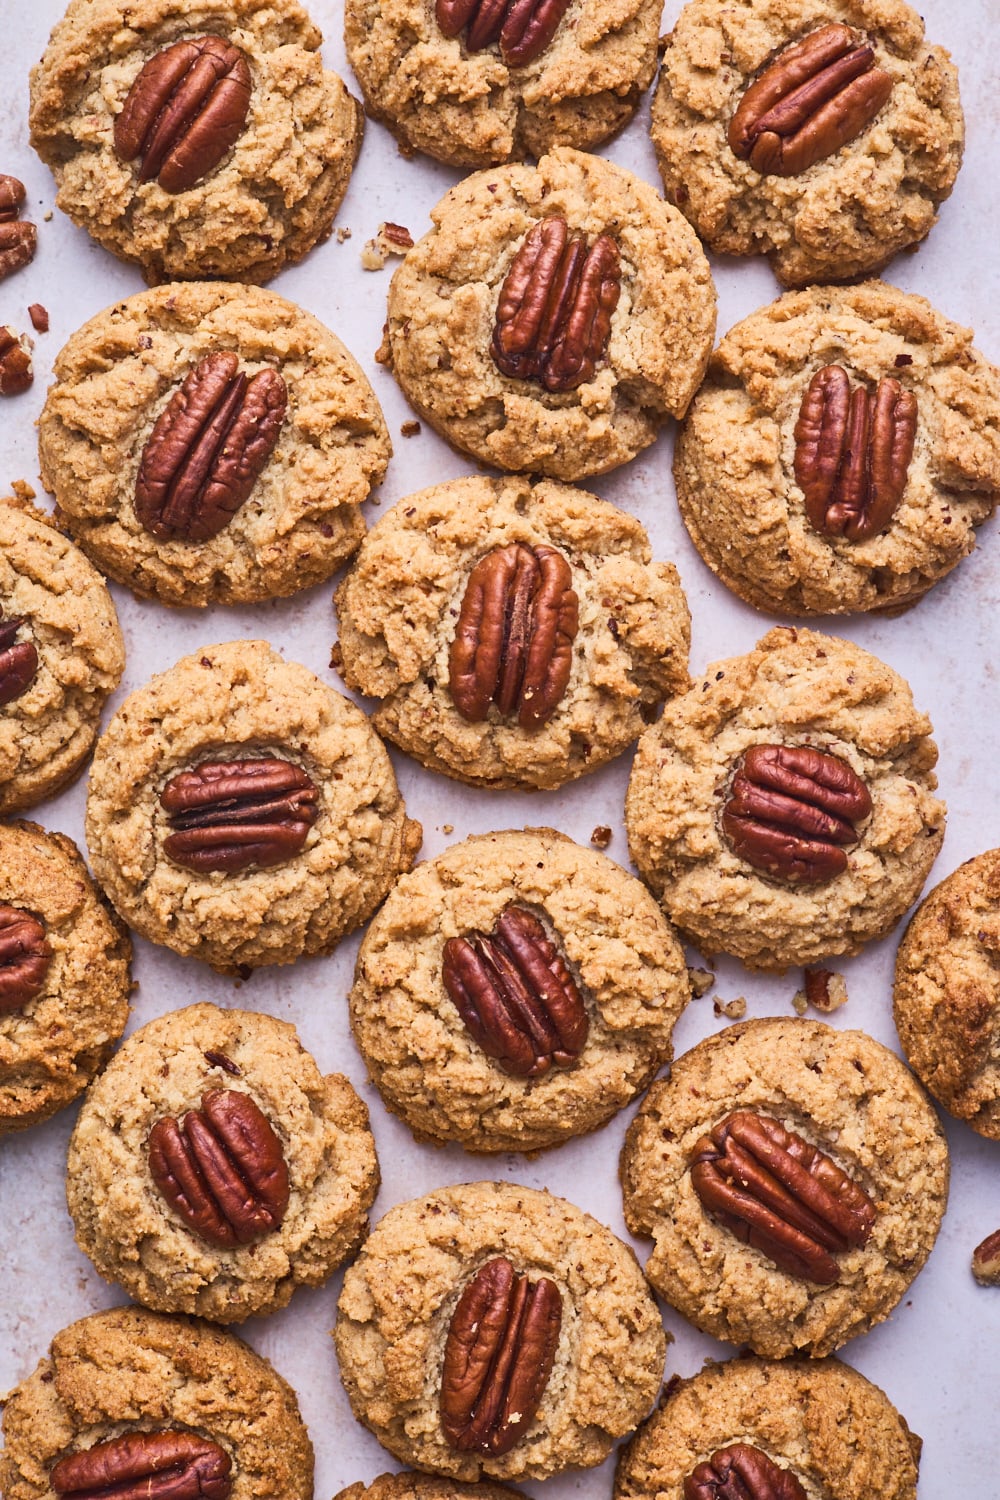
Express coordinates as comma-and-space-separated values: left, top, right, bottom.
335, 1474, 527, 1500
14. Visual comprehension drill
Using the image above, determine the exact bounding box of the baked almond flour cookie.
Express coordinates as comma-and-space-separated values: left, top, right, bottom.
0, 498, 124, 816
379, 148, 716, 480
625, 627, 945, 970
349, 828, 691, 1153
0, 1306, 313, 1500
620, 1018, 949, 1359
674, 283, 1000, 617
39, 282, 391, 607
29, 0, 362, 285
335, 1181, 666, 1480
614, 1355, 921, 1500
651, 0, 963, 288
0, 820, 131, 1135
85, 639, 421, 973
336, 1474, 526, 1500
334, 476, 690, 789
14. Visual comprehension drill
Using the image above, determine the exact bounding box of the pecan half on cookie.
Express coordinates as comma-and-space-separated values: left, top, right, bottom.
159, 757, 319, 873
436, 0, 572, 67
684, 1442, 806, 1500
51, 1431, 232, 1500
0, 612, 38, 704
0, 905, 52, 1017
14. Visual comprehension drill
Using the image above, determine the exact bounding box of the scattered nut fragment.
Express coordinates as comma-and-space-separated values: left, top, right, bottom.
797, 967, 848, 1013
972, 1228, 1000, 1285
400, 419, 422, 437
791, 991, 809, 1015
713, 996, 746, 1020
687, 966, 715, 999
442, 823, 454, 835
0, 174, 37, 281
362, 222, 415, 270
0, 326, 33, 395
590, 825, 612, 849
28, 303, 49, 332
336, 226, 353, 243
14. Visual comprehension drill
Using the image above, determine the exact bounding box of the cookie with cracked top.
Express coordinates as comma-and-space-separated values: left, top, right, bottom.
336, 1476, 528, 1500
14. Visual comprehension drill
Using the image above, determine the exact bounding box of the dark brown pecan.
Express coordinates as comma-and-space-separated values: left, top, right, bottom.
436, 0, 572, 66
449, 542, 578, 730
729, 23, 893, 177
0, 905, 52, 1017
0, 174, 25, 220
0, 326, 32, 395
722, 743, 872, 885
442, 904, 588, 1078
685, 1443, 807, 1500
794, 365, 918, 543
135, 351, 287, 542
160, 757, 318, 874
689, 1109, 876, 1284
51, 1430, 232, 1500
114, 35, 252, 194
148, 1088, 289, 1249
0, 612, 38, 703
440, 1256, 562, 1456
492, 217, 620, 393
972, 1227, 1000, 1286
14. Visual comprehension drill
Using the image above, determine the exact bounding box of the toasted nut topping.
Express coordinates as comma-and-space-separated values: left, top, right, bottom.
0, 326, 33, 394
0, 905, 52, 1016
160, 757, 319, 874
51, 1430, 232, 1500
685, 1443, 807, 1500
436, 0, 572, 66
0, 611, 38, 703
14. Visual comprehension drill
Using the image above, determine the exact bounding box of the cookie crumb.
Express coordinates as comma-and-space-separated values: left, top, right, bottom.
10, 478, 36, 502
400, 419, 421, 437
798, 968, 848, 1013
590, 825, 612, 849
337, 226, 353, 243
330, 643, 344, 674
441, 824, 454, 835
687, 967, 714, 999
28, 303, 49, 332
362, 222, 415, 270
791, 991, 809, 1015
713, 996, 746, 1020
43, 209, 53, 222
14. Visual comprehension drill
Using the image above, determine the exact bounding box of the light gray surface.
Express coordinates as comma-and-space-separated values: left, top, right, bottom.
1, 0, 997, 1493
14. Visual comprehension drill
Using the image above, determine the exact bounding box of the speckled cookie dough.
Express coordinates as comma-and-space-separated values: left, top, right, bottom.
29, 0, 363, 285
0, 1306, 313, 1500
334, 476, 690, 789
674, 283, 1000, 617
0, 819, 131, 1135
335, 1180, 666, 1480
0, 498, 124, 816
379, 148, 716, 480
625, 627, 945, 970
620, 1018, 949, 1358
651, 0, 963, 288
614, 1355, 921, 1500
336, 1473, 527, 1500
38, 282, 391, 607
85, 639, 422, 974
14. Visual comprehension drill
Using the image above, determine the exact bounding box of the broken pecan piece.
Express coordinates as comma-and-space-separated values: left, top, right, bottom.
436, 0, 572, 67
689, 1109, 876, 1284
794, 365, 917, 542
0, 326, 33, 395
729, 23, 893, 177
0, 905, 52, 1017
685, 1442, 806, 1500
0, 612, 38, 704
972, 1227, 1000, 1286
50, 1430, 232, 1500
114, 35, 252, 194
443, 904, 588, 1078
0, 174, 25, 221
722, 743, 872, 885
449, 542, 578, 729
148, 1087, 290, 1248
440, 1256, 562, 1456
160, 757, 319, 874
492, 217, 620, 393
0, 176, 36, 282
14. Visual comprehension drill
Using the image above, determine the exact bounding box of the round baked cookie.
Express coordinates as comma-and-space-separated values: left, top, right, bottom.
0, 497, 124, 816
67, 1002, 379, 1322
334, 476, 691, 789
335, 1180, 666, 1480
38, 282, 391, 607
345, 0, 660, 168
29, 0, 363, 285
614, 1355, 921, 1500
674, 283, 1000, 617
651, 0, 963, 289
379, 148, 716, 480
0, 819, 131, 1135
336, 1474, 526, 1500
85, 639, 422, 973
349, 828, 691, 1152
625, 626, 945, 970
0, 1306, 313, 1500
620, 1018, 949, 1359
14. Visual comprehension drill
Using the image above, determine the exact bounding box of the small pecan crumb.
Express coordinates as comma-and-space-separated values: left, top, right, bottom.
590, 825, 612, 849
0, 326, 33, 395
687, 967, 715, 999
714, 996, 747, 1020
27, 303, 49, 333
972, 1228, 1000, 1284
204, 1049, 241, 1076
336, 226, 352, 243
798, 968, 848, 1013
362, 222, 414, 270
329, 643, 344, 674
791, 991, 809, 1015
400, 419, 421, 437
442, 823, 454, 835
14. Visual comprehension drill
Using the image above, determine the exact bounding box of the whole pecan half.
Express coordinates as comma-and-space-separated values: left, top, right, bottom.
794, 365, 918, 543
135, 351, 287, 542
690, 1109, 876, 1284
0, 326, 33, 395
449, 542, 578, 730
148, 1087, 290, 1249
722, 743, 872, 885
685, 1443, 807, 1500
440, 1255, 562, 1456
114, 35, 252, 194
51, 1430, 232, 1500
0, 612, 38, 703
436, 0, 572, 67
160, 757, 318, 874
492, 217, 620, 393
729, 23, 893, 177
0, 174, 25, 221
442, 904, 588, 1078
0, 905, 52, 1017
0, 175, 36, 283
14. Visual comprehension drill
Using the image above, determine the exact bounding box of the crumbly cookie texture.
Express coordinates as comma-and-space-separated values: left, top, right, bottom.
66, 1002, 379, 1322
0, 497, 124, 815
0, 1306, 313, 1500
38, 282, 391, 607
0, 819, 131, 1135
29, 0, 363, 285
345, 0, 660, 167
335, 1180, 666, 1480
894, 849, 1000, 1139
621, 1018, 949, 1359
625, 626, 945, 970
337, 1477, 526, 1500
85, 639, 422, 973
335, 476, 691, 789
651, 0, 963, 288
380, 148, 716, 480
349, 828, 691, 1153
614, 1355, 921, 1500
674, 283, 1000, 617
